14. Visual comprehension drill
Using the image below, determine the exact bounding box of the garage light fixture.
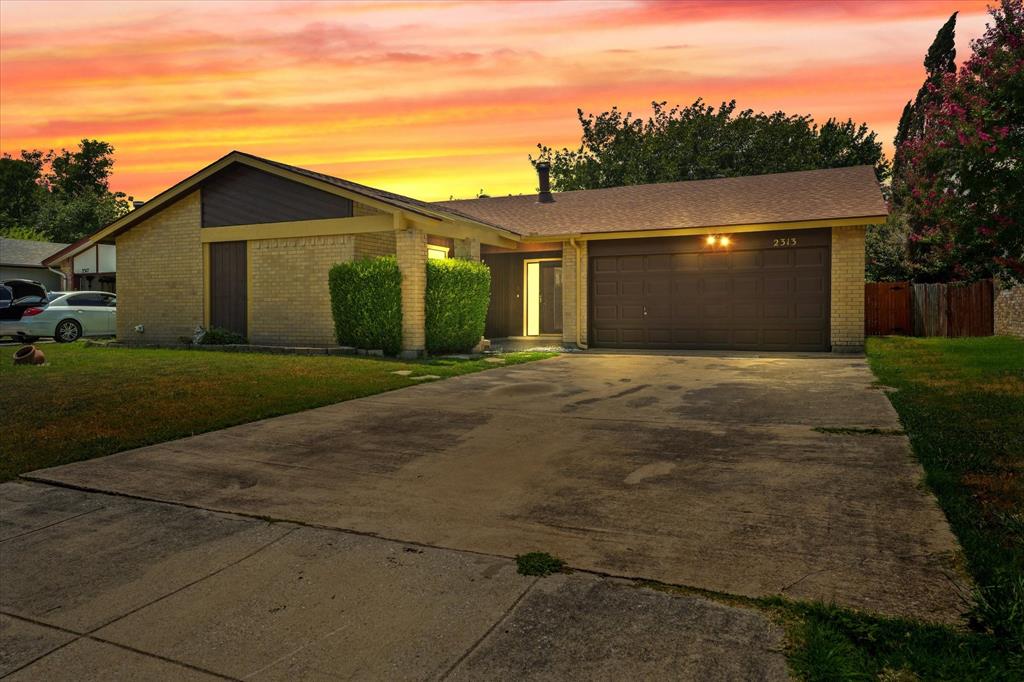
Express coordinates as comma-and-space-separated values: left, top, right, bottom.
705, 234, 732, 248
706, 235, 717, 245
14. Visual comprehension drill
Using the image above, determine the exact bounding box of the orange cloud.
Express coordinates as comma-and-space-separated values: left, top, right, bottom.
0, 0, 994, 201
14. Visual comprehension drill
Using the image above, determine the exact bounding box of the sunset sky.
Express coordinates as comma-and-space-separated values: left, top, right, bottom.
0, 0, 995, 202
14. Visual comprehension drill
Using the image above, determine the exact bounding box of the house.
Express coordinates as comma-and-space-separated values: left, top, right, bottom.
0, 237, 70, 290
42, 239, 117, 293
59, 151, 887, 353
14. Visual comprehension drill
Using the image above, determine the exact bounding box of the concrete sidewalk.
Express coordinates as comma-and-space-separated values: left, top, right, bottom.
0, 481, 789, 680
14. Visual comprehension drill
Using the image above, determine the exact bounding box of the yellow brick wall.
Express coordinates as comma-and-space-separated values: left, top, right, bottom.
248, 235, 355, 346
116, 191, 203, 343
830, 225, 867, 350
354, 231, 396, 259
562, 240, 587, 346
395, 227, 426, 354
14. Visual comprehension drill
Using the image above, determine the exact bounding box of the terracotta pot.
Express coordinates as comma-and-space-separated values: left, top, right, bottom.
13, 344, 45, 366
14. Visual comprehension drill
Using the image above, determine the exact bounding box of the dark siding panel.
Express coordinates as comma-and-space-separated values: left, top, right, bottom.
210, 241, 247, 337
202, 165, 353, 227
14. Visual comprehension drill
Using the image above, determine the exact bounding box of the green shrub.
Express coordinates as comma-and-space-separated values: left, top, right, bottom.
426, 258, 491, 353
199, 327, 247, 345
328, 256, 402, 355
515, 552, 566, 576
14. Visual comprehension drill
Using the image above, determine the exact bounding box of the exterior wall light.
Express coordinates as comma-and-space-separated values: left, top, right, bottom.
720, 236, 731, 247
706, 235, 717, 245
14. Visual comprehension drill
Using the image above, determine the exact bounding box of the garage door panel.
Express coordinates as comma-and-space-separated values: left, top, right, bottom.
620, 279, 644, 297
590, 229, 830, 351
673, 277, 701, 296
733, 276, 759, 296
646, 278, 671, 296
621, 304, 644, 320
763, 250, 793, 268
796, 302, 826, 319
673, 253, 700, 270
733, 329, 759, 345
701, 252, 731, 270
646, 254, 673, 271
795, 247, 827, 267
795, 275, 826, 294
763, 276, 794, 295
731, 251, 760, 269
618, 255, 645, 272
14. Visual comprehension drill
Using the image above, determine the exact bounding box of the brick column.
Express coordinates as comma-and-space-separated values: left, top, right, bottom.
830, 225, 866, 352
454, 237, 480, 261
395, 226, 427, 357
561, 240, 587, 347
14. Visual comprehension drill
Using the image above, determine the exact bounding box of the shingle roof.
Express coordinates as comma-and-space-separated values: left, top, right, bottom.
434, 166, 887, 237
0, 237, 70, 267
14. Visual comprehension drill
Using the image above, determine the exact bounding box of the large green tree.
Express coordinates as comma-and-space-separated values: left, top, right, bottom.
533, 99, 889, 192
0, 139, 131, 243
901, 0, 1023, 283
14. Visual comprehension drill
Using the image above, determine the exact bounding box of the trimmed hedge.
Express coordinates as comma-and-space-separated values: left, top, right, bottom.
328, 256, 402, 355
426, 258, 491, 353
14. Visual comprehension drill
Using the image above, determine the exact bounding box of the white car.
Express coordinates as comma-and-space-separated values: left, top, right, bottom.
2, 291, 117, 343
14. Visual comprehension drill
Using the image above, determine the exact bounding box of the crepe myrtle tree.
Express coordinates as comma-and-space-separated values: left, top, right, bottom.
900, 0, 1024, 283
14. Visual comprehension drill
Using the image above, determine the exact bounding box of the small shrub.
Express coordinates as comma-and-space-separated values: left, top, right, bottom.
199, 327, 247, 345
329, 256, 402, 355
426, 258, 491, 354
516, 552, 566, 576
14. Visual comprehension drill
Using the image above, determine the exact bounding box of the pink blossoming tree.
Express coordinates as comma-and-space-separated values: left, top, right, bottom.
900, 0, 1023, 283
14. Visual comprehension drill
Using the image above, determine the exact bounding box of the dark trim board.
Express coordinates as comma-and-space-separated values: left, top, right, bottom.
588, 229, 831, 351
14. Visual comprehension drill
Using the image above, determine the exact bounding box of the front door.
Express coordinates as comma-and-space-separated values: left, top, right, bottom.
209, 241, 247, 337
525, 259, 562, 335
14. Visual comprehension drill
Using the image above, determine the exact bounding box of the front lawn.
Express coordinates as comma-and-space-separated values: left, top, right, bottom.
0, 343, 553, 481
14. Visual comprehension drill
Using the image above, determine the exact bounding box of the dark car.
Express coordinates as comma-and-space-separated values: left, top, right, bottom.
0, 280, 49, 338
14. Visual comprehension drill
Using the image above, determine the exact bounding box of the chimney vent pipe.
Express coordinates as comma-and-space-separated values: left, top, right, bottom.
536, 162, 554, 203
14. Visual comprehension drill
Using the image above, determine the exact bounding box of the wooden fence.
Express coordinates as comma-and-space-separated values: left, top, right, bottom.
865, 282, 912, 336
865, 279, 994, 337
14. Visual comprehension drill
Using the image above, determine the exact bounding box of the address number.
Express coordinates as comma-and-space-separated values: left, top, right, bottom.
773, 237, 797, 247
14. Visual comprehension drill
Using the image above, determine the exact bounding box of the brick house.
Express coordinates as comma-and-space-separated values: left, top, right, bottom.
57, 151, 887, 354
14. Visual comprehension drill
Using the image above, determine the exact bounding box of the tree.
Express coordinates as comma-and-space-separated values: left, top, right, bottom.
534, 99, 888, 192
893, 12, 958, 195
0, 157, 45, 232
901, 0, 1024, 283
0, 139, 130, 242
865, 213, 914, 282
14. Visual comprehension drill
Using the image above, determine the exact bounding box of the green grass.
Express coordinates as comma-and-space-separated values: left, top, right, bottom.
516, 552, 567, 576
0, 343, 554, 481
868, 336, 1023, 645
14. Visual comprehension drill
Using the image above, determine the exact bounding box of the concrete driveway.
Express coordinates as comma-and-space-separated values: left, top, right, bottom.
26, 353, 964, 623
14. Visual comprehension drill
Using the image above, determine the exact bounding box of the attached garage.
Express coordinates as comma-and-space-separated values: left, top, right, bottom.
589, 229, 830, 351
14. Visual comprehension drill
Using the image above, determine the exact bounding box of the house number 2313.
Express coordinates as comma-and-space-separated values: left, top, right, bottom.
773, 237, 797, 247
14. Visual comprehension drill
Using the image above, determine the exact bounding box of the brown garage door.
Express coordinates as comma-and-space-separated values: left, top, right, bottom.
589, 228, 830, 351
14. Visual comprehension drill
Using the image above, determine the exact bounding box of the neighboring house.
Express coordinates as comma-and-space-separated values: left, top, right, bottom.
43, 241, 117, 293
0, 237, 70, 290
60, 151, 887, 353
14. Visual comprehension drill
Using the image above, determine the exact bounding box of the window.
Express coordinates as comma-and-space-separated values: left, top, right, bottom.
67, 294, 107, 307
427, 245, 449, 260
